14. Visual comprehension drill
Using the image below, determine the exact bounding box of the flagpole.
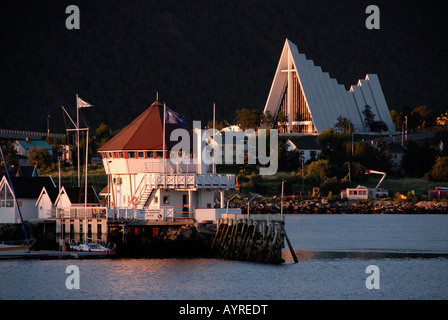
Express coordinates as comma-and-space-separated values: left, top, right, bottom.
76, 93, 80, 188
85, 128, 89, 241
213, 102, 215, 174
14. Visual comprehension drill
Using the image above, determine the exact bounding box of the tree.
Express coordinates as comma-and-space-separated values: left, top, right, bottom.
262, 110, 275, 127
235, 108, 263, 130
0, 141, 18, 167
335, 116, 355, 134
306, 159, 331, 178
412, 105, 435, 130
423, 156, 448, 181
276, 112, 288, 133
401, 140, 437, 177
95, 123, 115, 150
317, 128, 351, 166
353, 142, 392, 172
362, 105, 375, 131
389, 109, 403, 131
28, 147, 51, 169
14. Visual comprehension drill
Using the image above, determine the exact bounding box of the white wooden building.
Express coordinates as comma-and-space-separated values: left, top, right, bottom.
0, 176, 57, 223
98, 99, 239, 222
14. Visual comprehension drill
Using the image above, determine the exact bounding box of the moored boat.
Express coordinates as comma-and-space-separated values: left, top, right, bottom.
70, 239, 115, 255
0, 240, 34, 256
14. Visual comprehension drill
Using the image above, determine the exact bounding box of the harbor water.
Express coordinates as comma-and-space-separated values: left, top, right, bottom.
1, 214, 447, 300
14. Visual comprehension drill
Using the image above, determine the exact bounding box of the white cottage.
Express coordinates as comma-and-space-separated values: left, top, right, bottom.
0, 175, 57, 223
35, 186, 59, 219
54, 186, 107, 242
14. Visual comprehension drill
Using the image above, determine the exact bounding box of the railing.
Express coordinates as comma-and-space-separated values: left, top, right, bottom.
145, 173, 235, 189
46, 208, 57, 219
106, 206, 195, 221
141, 160, 198, 174
164, 206, 195, 221
56, 207, 108, 219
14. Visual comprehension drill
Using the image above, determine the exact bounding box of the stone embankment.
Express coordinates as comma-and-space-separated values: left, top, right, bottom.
229, 199, 448, 214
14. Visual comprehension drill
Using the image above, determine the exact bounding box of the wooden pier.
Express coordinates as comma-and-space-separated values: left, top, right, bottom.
1, 215, 298, 263
211, 214, 298, 264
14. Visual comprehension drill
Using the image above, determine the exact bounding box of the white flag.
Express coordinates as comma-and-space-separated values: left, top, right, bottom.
77, 97, 94, 108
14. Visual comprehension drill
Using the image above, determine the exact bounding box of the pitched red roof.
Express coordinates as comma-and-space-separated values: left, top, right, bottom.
99, 100, 187, 151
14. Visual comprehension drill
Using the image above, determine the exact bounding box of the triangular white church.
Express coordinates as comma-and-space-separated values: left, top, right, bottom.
263, 39, 395, 134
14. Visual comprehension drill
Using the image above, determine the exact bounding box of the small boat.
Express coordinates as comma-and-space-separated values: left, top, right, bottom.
0, 240, 35, 256
70, 239, 115, 255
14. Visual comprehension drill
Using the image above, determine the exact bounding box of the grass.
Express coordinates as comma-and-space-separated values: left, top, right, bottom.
41, 164, 108, 191
365, 177, 442, 194
39, 163, 443, 198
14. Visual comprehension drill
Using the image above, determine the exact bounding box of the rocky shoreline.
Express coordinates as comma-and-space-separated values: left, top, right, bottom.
230, 199, 448, 214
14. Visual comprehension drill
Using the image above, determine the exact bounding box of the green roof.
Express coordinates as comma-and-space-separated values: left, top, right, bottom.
16, 140, 52, 150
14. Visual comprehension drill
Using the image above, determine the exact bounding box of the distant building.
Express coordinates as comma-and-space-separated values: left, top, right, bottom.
286, 138, 322, 163
428, 187, 448, 201
60, 144, 73, 165
263, 39, 395, 134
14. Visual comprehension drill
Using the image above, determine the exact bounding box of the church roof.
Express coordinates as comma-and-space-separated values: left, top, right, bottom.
99, 100, 188, 151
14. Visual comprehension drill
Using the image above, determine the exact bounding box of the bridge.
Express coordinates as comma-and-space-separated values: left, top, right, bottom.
0, 129, 65, 141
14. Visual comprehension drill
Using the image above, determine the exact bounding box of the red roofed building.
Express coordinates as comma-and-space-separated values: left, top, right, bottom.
98, 99, 238, 221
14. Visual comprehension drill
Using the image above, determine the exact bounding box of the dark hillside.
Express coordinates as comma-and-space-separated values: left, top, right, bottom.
1, 0, 446, 132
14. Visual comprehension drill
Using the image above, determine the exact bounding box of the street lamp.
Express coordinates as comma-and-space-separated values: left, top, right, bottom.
405, 116, 408, 141
247, 193, 261, 220
226, 193, 238, 215
301, 157, 304, 193
47, 113, 51, 135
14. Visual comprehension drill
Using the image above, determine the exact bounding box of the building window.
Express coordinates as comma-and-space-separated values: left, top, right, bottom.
163, 196, 170, 204
138, 152, 144, 158
156, 151, 163, 158
146, 151, 154, 158
0, 186, 14, 207
128, 151, 135, 158
154, 196, 158, 204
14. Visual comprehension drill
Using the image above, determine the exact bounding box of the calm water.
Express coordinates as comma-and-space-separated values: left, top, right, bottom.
1, 215, 447, 300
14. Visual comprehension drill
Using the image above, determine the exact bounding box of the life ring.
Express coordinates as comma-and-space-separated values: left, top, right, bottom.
131, 197, 138, 206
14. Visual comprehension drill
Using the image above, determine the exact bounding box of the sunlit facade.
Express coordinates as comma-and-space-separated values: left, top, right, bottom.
263, 39, 395, 134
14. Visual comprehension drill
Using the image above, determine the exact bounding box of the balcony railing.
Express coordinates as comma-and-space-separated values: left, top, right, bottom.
106, 206, 195, 221
56, 207, 108, 219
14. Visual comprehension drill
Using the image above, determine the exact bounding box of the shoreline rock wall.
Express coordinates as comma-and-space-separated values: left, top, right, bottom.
228, 200, 448, 214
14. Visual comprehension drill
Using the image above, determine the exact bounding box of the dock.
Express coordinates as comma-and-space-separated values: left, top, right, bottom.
211, 214, 298, 264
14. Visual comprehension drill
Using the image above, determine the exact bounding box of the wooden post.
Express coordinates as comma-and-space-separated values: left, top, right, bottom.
283, 227, 298, 263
